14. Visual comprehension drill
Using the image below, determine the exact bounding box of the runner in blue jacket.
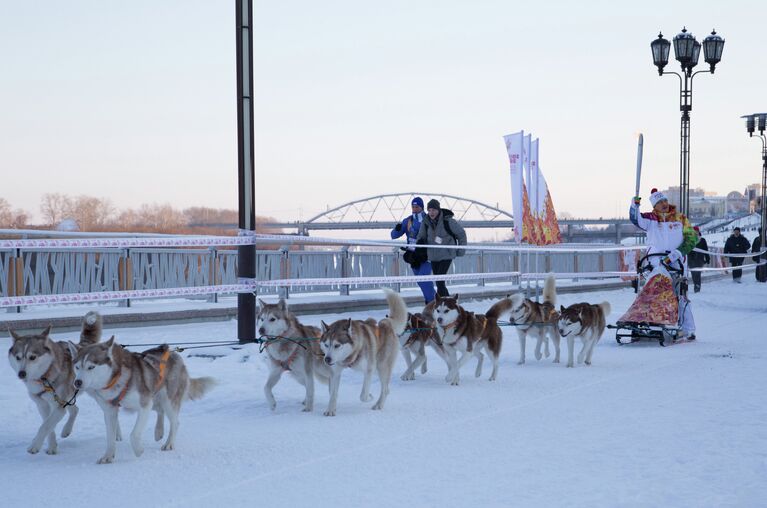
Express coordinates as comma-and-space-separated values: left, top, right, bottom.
391, 197, 436, 303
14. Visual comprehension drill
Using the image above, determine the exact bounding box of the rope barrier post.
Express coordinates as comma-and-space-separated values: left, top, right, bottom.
477, 249, 485, 287
207, 247, 218, 303
340, 246, 350, 296
14, 248, 23, 314
236, 0, 257, 345
278, 245, 289, 300
573, 251, 579, 283
391, 248, 401, 293
598, 250, 605, 280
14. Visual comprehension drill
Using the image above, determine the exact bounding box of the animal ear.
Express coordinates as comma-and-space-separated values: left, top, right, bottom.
278, 299, 287, 311
454, 294, 459, 302
321, 320, 328, 333
105, 336, 116, 358
10, 329, 21, 341
346, 318, 353, 334
435, 294, 441, 303
257, 298, 266, 310
41, 325, 52, 337
66, 341, 78, 359
560, 305, 566, 313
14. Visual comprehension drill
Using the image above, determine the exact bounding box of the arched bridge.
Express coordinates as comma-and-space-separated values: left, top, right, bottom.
262, 192, 641, 243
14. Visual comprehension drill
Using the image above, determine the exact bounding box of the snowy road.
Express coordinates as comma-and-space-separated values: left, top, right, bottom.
1, 278, 765, 508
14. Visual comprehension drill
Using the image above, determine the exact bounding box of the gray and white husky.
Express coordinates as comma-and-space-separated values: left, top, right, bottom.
69, 338, 215, 464
508, 275, 561, 364
557, 301, 611, 368
7, 311, 102, 455
257, 298, 329, 412
319, 289, 407, 416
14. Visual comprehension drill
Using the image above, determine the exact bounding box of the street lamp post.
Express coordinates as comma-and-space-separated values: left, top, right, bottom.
650, 28, 725, 217
741, 113, 767, 280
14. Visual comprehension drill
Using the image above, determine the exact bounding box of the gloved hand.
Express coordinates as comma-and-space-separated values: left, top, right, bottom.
632, 196, 641, 205
394, 223, 402, 232
664, 249, 683, 265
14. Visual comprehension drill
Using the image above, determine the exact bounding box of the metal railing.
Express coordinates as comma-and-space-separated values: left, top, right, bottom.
2, 244, 623, 311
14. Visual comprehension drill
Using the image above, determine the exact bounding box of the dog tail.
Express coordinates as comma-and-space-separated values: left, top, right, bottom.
598, 301, 611, 317
186, 377, 216, 401
79, 311, 103, 345
382, 288, 408, 336
485, 298, 513, 321
543, 274, 557, 306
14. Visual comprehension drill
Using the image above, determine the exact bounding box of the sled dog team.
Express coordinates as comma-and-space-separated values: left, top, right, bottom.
7, 276, 609, 463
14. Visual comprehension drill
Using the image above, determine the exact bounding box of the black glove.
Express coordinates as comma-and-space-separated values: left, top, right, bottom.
394, 223, 402, 232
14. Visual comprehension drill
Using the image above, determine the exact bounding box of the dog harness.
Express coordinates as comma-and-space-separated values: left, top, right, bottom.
34, 364, 79, 408
102, 369, 132, 407
153, 348, 172, 390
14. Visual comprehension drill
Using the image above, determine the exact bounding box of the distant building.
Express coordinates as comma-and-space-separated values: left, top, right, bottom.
659, 185, 756, 219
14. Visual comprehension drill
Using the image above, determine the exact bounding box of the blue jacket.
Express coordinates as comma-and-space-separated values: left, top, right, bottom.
391, 212, 426, 246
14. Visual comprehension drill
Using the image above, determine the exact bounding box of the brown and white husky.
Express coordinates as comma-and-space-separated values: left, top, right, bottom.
508, 275, 561, 364
399, 312, 449, 381
257, 298, 330, 412
557, 301, 611, 368
7, 311, 103, 455
319, 289, 407, 416
430, 295, 508, 385
69, 338, 215, 463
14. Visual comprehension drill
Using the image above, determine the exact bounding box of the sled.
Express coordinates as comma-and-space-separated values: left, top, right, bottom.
608, 253, 688, 347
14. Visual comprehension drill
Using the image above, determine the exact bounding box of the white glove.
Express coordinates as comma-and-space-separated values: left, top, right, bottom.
667, 249, 683, 263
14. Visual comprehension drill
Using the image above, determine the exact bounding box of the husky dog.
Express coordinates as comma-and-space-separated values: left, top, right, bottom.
7, 311, 102, 455
399, 312, 448, 381
319, 289, 407, 416
257, 298, 328, 412
508, 275, 561, 365
430, 295, 507, 385
557, 301, 611, 368
69, 338, 215, 464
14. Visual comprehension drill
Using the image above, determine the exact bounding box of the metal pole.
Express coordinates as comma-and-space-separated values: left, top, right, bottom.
236, 0, 256, 344
679, 73, 692, 216
761, 139, 767, 272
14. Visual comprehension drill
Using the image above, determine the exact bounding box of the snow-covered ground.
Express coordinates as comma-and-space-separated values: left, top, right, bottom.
1, 278, 765, 508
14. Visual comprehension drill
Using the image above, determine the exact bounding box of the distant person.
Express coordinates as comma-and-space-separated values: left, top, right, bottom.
751, 228, 767, 283
390, 197, 436, 303
687, 226, 710, 293
416, 199, 467, 297
724, 227, 750, 283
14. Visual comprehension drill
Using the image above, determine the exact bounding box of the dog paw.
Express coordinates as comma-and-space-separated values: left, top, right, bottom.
97, 455, 114, 464
360, 393, 373, 402
45, 446, 58, 455
154, 428, 164, 442
585, 361, 592, 366
161, 443, 174, 451
566, 364, 574, 368
488, 374, 497, 381
401, 372, 414, 381
302, 405, 313, 412
61, 428, 72, 439
27, 445, 40, 455
132, 446, 144, 457
553, 358, 560, 364
517, 360, 525, 365
535, 352, 542, 361
323, 410, 336, 417
371, 403, 383, 410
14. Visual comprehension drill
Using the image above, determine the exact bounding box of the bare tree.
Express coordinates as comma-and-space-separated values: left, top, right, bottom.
0, 198, 29, 228
69, 195, 115, 230
40, 193, 73, 226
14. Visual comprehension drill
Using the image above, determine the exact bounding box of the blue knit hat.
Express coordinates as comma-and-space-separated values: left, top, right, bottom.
411, 197, 424, 208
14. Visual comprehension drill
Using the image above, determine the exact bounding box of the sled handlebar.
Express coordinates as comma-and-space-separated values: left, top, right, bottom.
637, 252, 684, 274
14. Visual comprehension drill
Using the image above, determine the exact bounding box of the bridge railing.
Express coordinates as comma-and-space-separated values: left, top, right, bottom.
2, 244, 623, 310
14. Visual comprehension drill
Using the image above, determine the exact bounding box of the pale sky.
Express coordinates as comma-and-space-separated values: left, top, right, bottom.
2, 0, 766, 223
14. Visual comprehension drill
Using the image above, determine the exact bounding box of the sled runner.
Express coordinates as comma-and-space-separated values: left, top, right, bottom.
608, 253, 689, 347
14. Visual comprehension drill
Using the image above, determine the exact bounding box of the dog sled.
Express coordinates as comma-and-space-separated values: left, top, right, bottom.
608, 252, 690, 347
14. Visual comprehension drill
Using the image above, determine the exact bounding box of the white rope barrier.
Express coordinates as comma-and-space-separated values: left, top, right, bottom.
692, 247, 767, 258
0, 271, 640, 309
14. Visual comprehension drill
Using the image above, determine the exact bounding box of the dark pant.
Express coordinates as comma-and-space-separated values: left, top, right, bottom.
430, 259, 453, 297
730, 257, 744, 279
689, 264, 702, 288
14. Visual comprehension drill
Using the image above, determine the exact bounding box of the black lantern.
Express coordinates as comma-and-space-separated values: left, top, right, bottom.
702, 30, 725, 72
758, 114, 767, 134
673, 28, 696, 68
650, 32, 671, 75
742, 114, 756, 136
689, 40, 701, 70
